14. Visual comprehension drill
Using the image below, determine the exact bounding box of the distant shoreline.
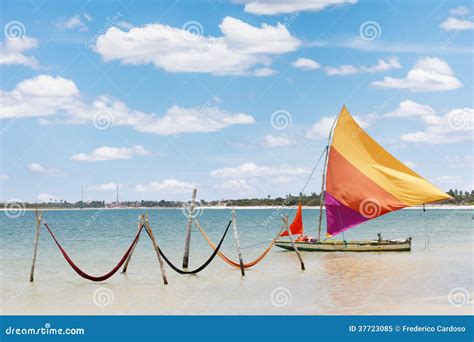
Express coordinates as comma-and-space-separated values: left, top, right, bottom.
1, 205, 472, 211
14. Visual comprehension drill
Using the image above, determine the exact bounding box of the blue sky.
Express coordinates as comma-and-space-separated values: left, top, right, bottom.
1, 0, 473, 203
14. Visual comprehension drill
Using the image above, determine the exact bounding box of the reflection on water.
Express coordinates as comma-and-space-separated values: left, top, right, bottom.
0, 208, 472, 315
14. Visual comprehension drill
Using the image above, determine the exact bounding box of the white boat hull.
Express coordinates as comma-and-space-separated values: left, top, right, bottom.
275, 238, 411, 252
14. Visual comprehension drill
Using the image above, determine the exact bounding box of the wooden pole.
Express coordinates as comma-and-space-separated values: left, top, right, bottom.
317, 146, 329, 241
231, 207, 245, 276
182, 188, 197, 268
144, 213, 168, 285
30, 210, 43, 282
283, 215, 305, 271
317, 109, 341, 240
122, 214, 143, 274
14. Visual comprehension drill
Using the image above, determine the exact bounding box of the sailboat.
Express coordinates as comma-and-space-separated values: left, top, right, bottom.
275, 106, 451, 252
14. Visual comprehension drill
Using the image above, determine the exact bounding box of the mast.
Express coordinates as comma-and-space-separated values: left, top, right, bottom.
316, 107, 343, 240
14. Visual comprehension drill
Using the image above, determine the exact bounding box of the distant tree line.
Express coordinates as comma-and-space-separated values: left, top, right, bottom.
3, 190, 472, 209
445, 189, 474, 205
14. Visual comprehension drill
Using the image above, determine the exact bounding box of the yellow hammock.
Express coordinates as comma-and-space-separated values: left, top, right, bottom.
194, 220, 283, 269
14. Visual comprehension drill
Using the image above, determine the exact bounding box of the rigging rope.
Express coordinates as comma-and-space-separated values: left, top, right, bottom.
43, 221, 143, 282
195, 220, 283, 269
154, 220, 232, 275
299, 145, 328, 196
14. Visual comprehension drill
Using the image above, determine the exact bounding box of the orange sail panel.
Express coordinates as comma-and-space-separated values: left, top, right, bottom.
280, 202, 304, 236
325, 106, 452, 237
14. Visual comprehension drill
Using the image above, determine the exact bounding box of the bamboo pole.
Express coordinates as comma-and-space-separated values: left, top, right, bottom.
182, 188, 197, 268
231, 207, 245, 276
30, 210, 43, 282
283, 215, 305, 271
317, 109, 340, 240
144, 213, 168, 285
317, 146, 329, 241
122, 214, 143, 274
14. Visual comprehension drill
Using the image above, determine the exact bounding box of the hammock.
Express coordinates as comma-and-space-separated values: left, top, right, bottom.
195, 220, 282, 269
43, 222, 143, 282
154, 220, 231, 275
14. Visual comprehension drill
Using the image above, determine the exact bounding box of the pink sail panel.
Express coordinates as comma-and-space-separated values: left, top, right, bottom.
325, 192, 369, 237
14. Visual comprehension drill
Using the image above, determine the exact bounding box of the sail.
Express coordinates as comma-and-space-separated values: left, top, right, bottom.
325, 106, 451, 237
280, 201, 304, 236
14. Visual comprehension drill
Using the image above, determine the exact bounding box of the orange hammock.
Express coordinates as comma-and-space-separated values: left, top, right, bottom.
195, 220, 283, 269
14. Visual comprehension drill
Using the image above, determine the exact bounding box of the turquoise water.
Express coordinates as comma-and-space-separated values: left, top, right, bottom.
0, 208, 472, 315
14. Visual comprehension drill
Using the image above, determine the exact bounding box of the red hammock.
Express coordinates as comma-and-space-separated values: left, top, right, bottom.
43, 222, 143, 282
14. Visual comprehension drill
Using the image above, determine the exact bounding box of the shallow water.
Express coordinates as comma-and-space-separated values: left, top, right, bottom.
0, 208, 472, 315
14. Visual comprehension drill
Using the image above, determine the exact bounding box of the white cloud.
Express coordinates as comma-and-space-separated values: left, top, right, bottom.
336, 36, 473, 54
27, 162, 63, 176
262, 134, 295, 147
449, 6, 470, 16
134, 179, 195, 193
1, 75, 80, 119
234, 0, 357, 15
401, 107, 473, 144
305, 116, 335, 139
1, 74, 255, 135
88, 182, 119, 191
371, 57, 462, 92
38, 193, 58, 202
325, 64, 359, 75
134, 105, 255, 135
0, 173, 9, 180
210, 162, 308, 178
94, 17, 300, 76
291, 58, 321, 70
440, 17, 474, 31
219, 179, 252, 193
253, 67, 277, 76
55, 14, 91, 32
16, 74, 79, 98
325, 57, 401, 75
305, 114, 371, 139
71, 145, 151, 162
384, 100, 435, 118
116, 21, 134, 30
362, 57, 402, 73
0, 36, 38, 68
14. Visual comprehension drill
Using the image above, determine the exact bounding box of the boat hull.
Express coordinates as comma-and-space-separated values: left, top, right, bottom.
275, 238, 411, 252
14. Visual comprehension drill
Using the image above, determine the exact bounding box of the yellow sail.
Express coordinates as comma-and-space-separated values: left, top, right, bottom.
325, 106, 451, 236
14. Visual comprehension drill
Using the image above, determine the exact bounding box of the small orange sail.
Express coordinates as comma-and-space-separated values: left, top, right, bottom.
325, 106, 452, 237
280, 201, 304, 236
